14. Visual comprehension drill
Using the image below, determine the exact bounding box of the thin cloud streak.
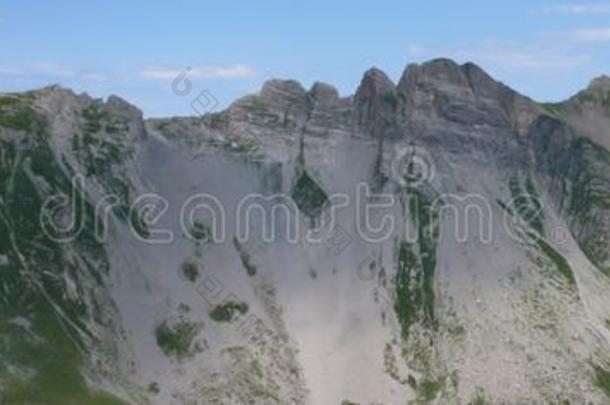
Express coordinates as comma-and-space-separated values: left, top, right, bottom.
32, 62, 75, 77
407, 41, 592, 70
454, 45, 591, 69
568, 27, 610, 42
0, 67, 24, 75
544, 3, 610, 14
141, 65, 256, 80
0, 63, 108, 84
81, 72, 107, 82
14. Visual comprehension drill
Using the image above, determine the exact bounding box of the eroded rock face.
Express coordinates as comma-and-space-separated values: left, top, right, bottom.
547, 75, 610, 150
531, 115, 610, 272
396, 59, 540, 136
0, 86, 144, 403
309, 81, 339, 105
307, 82, 352, 135
353, 67, 399, 137
532, 76, 610, 272
4, 59, 610, 404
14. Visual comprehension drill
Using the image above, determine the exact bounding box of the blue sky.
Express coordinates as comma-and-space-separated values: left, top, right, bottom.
1, 0, 609, 117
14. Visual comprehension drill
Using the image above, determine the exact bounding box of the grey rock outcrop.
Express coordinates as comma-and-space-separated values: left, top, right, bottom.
353, 67, 399, 137
532, 107, 610, 273
547, 75, 610, 150
396, 58, 540, 136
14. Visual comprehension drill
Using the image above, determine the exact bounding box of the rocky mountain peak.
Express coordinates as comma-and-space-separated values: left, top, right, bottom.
28, 85, 143, 119
555, 73, 610, 150
394, 58, 539, 135
356, 67, 395, 99
260, 79, 308, 104
36, 83, 79, 95
397, 58, 502, 96
258, 79, 311, 118
398, 58, 468, 91
588, 75, 610, 92
580, 75, 610, 109
562, 74, 610, 112
353, 67, 398, 137
308, 81, 339, 106
32, 84, 91, 104
106, 94, 144, 125
208, 58, 541, 141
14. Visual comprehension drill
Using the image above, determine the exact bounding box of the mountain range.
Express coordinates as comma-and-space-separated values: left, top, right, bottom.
1, 58, 610, 404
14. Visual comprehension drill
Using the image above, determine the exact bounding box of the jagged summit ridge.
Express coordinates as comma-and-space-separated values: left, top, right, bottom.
218, 58, 542, 142
12, 83, 142, 113
589, 74, 610, 91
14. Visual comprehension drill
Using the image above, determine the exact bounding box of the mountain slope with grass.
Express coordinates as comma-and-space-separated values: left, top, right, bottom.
2, 59, 610, 404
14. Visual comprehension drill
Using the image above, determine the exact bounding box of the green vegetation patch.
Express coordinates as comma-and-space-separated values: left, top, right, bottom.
155, 320, 202, 360
81, 105, 108, 134
567, 138, 610, 273
209, 300, 249, 322
0, 133, 122, 403
147, 382, 160, 394
0, 320, 126, 405
508, 175, 544, 235
233, 237, 257, 276
540, 102, 562, 117
0, 95, 23, 108
72, 103, 135, 220
180, 260, 199, 283
594, 364, 610, 399
394, 241, 420, 339
500, 177, 576, 285
409, 188, 439, 326
291, 170, 329, 219
190, 220, 211, 242
534, 236, 576, 285
469, 388, 489, 405
394, 188, 440, 341
418, 377, 442, 401
0, 95, 44, 133
372, 141, 389, 192
239, 96, 268, 113
381, 91, 398, 109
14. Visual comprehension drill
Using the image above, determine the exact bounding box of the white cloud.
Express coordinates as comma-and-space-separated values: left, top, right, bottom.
452, 42, 591, 69
407, 44, 426, 56
407, 41, 591, 70
0, 67, 24, 75
544, 3, 610, 14
568, 27, 610, 42
81, 71, 106, 81
0, 63, 109, 84
141, 65, 256, 80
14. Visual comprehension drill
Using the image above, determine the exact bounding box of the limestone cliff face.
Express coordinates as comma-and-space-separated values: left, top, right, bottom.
529, 76, 610, 273
4, 59, 610, 404
546, 75, 610, 150
395, 59, 540, 137
532, 114, 610, 273
0, 87, 146, 403
353, 67, 398, 138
